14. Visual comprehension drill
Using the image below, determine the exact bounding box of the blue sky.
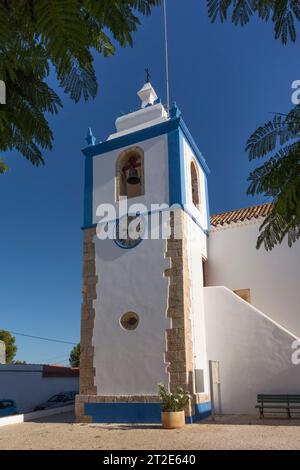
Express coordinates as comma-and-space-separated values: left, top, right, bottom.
0, 1, 299, 363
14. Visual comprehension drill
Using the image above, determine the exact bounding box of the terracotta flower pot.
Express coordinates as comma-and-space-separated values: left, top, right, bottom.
161, 411, 185, 429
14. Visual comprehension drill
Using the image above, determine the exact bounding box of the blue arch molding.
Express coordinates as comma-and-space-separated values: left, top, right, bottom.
82, 104, 210, 229
84, 401, 211, 424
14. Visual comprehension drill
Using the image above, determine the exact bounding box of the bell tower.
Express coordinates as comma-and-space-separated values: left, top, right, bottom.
76, 81, 211, 424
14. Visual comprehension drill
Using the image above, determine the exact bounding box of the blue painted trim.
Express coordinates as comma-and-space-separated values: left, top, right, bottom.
183, 206, 209, 235
204, 175, 211, 231
84, 402, 161, 424
84, 402, 211, 424
186, 402, 212, 424
81, 207, 209, 236
168, 128, 183, 207
81, 111, 210, 228
82, 223, 97, 230
81, 116, 209, 176
82, 118, 180, 158
113, 214, 145, 250
178, 129, 187, 206
178, 119, 210, 175
114, 238, 143, 250
83, 157, 93, 228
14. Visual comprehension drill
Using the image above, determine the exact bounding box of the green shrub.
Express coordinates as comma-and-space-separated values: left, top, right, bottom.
158, 383, 190, 412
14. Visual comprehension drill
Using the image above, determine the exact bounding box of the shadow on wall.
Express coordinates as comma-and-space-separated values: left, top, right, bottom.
204, 286, 300, 415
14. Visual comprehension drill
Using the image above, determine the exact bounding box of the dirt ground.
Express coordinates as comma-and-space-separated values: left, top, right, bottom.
1, 412, 300, 450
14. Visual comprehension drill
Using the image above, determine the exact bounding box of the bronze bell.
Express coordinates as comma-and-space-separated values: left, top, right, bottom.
126, 166, 140, 185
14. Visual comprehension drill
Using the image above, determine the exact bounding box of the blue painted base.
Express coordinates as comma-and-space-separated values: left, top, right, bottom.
186, 402, 212, 424
84, 402, 211, 424
85, 402, 161, 424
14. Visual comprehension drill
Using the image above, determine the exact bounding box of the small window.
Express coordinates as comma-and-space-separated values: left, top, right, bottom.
190, 161, 200, 209
234, 289, 251, 303
116, 147, 144, 201
195, 369, 205, 393
120, 312, 140, 331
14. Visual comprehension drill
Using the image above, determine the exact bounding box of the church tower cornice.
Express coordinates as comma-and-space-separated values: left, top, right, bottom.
82, 103, 210, 177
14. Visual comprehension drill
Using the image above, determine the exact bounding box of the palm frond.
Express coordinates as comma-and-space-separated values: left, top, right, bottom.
232, 0, 255, 26
246, 114, 296, 160
257, 210, 300, 250
207, 0, 300, 43
12, 131, 45, 167
57, 61, 97, 102
207, 0, 232, 22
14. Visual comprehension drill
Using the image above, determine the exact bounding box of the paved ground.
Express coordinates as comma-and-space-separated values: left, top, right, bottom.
1, 412, 300, 450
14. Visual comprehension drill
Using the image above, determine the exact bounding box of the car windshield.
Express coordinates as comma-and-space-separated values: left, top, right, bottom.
0, 401, 13, 409
48, 394, 65, 403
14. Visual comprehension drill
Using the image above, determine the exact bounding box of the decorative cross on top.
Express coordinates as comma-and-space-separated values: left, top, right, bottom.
145, 68, 151, 83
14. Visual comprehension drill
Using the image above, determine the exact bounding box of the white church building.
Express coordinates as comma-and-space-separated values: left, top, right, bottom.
75, 81, 300, 423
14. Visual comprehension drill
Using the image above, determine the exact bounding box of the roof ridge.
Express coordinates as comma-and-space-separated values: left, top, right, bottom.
210, 203, 272, 227
211, 202, 272, 218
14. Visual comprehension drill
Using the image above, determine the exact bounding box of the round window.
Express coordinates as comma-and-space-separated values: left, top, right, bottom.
120, 312, 140, 331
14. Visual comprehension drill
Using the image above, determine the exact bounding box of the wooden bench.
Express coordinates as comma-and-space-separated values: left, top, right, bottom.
256, 394, 300, 418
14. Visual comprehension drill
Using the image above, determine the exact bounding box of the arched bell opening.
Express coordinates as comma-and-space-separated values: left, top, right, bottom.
116, 147, 145, 200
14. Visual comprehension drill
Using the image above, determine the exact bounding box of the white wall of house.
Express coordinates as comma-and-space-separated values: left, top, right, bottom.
204, 286, 300, 414
0, 365, 79, 413
186, 216, 209, 394
181, 134, 210, 394
93, 228, 170, 395
207, 220, 300, 337
182, 136, 208, 232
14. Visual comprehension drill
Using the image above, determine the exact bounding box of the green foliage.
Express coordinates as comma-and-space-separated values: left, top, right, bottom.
207, 1, 300, 44
246, 107, 300, 250
0, 0, 161, 171
0, 158, 9, 174
0, 330, 17, 363
69, 343, 80, 367
158, 383, 190, 412
207, 1, 300, 250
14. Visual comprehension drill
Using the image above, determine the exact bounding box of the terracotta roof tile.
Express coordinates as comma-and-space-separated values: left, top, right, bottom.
42, 365, 79, 378
210, 203, 272, 227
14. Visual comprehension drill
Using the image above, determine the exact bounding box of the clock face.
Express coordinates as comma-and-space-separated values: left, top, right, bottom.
114, 215, 144, 249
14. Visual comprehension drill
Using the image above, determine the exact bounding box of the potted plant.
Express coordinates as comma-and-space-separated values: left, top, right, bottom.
158, 383, 190, 429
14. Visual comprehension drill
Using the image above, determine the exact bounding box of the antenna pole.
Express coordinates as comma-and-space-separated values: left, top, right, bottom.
163, 0, 170, 115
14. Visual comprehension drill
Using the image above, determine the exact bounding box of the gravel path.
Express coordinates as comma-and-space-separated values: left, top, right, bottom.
1, 413, 300, 450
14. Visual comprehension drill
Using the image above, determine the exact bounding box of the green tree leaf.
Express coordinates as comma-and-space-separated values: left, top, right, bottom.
0, 330, 17, 363
69, 343, 80, 367
0, 0, 162, 172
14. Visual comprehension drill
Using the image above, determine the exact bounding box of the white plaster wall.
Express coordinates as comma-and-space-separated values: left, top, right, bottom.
207, 222, 300, 337
204, 286, 300, 414
92, 135, 169, 224
112, 104, 168, 138
93, 230, 170, 395
186, 217, 209, 393
182, 136, 208, 231
0, 365, 79, 413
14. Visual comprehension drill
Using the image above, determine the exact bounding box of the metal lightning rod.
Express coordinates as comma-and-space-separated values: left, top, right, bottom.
163, 0, 170, 116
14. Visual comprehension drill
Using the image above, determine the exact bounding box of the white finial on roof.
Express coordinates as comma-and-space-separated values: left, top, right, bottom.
137, 82, 158, 109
